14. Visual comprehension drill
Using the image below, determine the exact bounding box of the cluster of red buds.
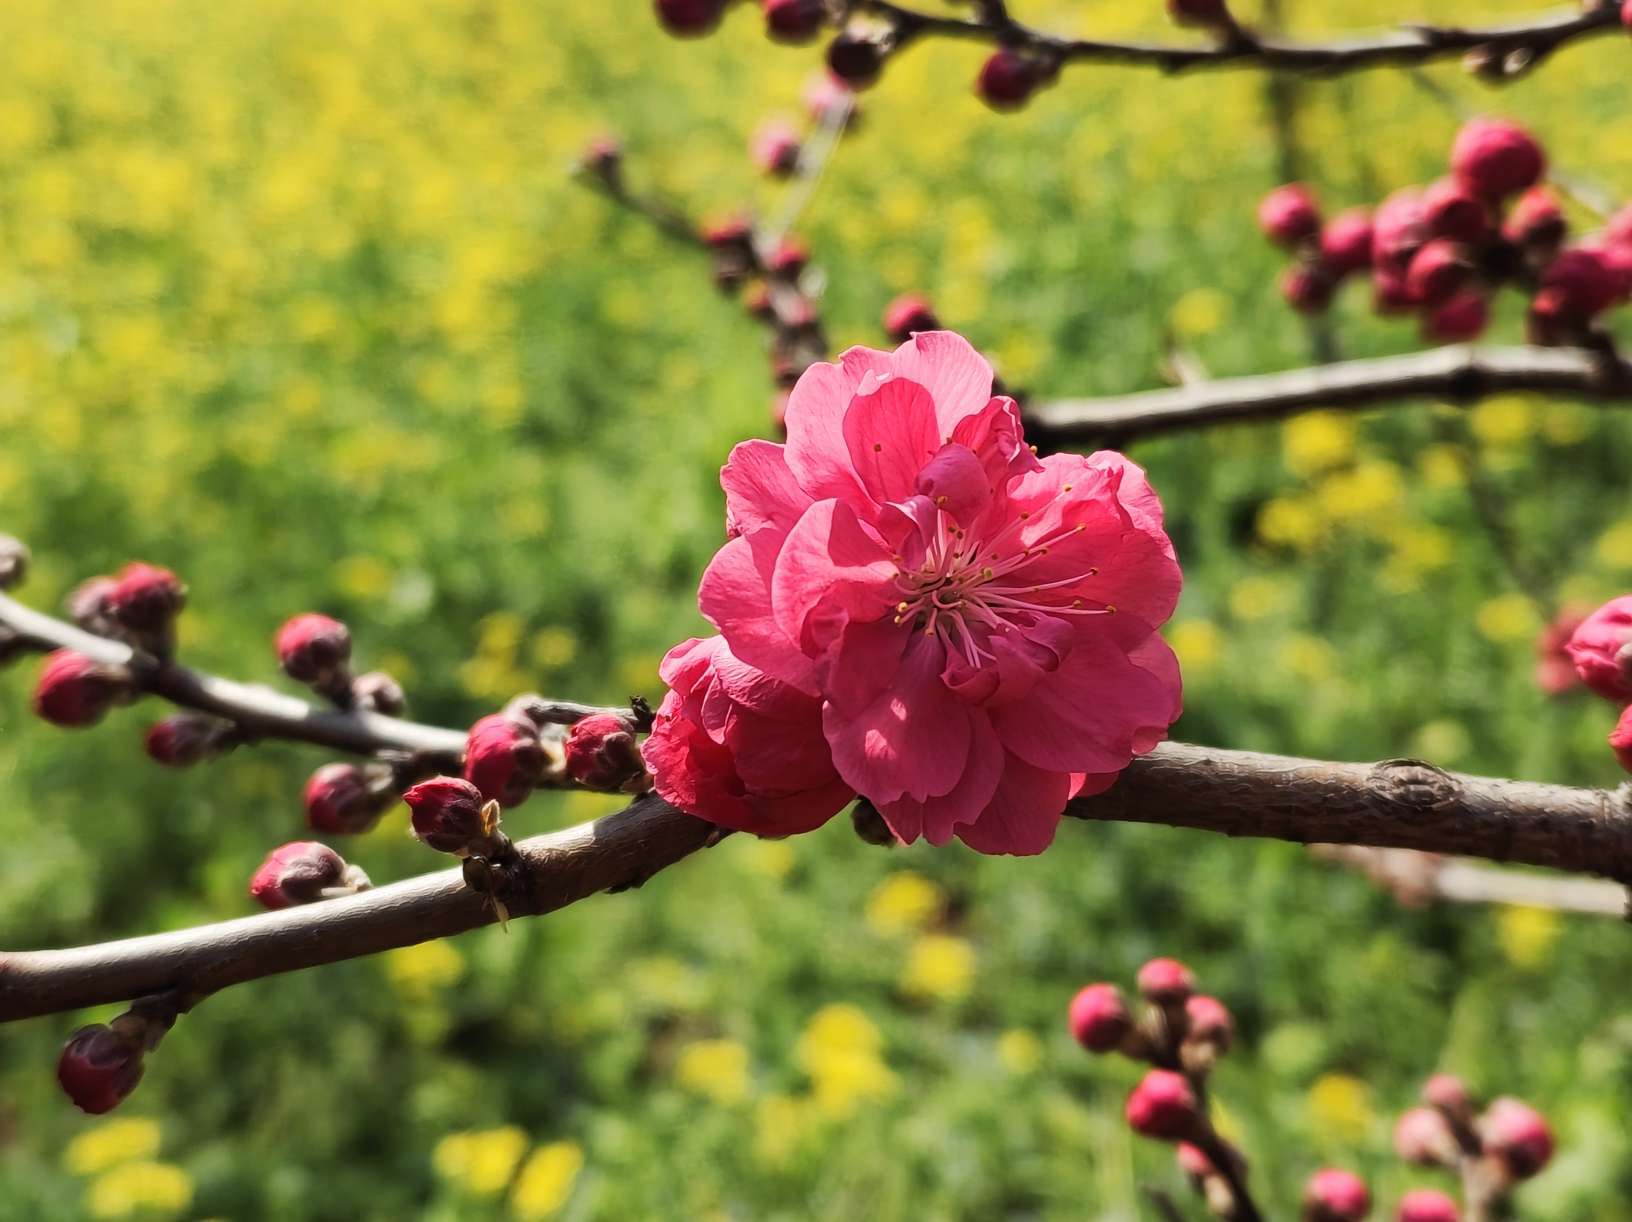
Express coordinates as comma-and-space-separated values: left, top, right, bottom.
1068, 965, 1557, 1218
1261, 117, 1632, 346
1392, 1074, 1554, 1216
1556, 594, 1632, 771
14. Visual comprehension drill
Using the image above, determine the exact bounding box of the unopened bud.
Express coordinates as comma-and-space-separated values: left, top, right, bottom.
1068, 983, 1131, 1053
1125, 1068, 1200, 1141
1183, 993, 1233, 1052
1281, 261, 1337, 314
752, 119, 802, 177
1450, 117, 1545, 200
1176, 1141, 1214, 1179
1259, 183, 1322, 248
1421, 1071, 1472, 1116
1320, 209, 1374, 278
403, 776, 500, 856
1396, 1188, 1460, 1222
763, 0, 825, 44
464, 713, 545, 807
1423, 291, 1490, 344
67, 576, 119, 635
883, 293, 938, 342
766, 237, 809, 280
1405, 239, 1474, 307
1167, 0, 1232, 27
106, 562, 186, 634
276, 613, 352, 684
57, 1023, 146, 1114
1136, 957, 1195, 1005
654, 0, 726, 37
1393, 1106, 1460, 1167
144, 714, 230, 767
804, 73, 857, 127
850, 798, 896, 845
352, 670, 407, 715
1422, 177, 1490, 242
563, 712, 649, 792
0, 534, 29, 590
33, 650, 133, 728
1480, 1096, 1554, 1179
826, 29, 887, 89
580, 134, 621, 182
975, 48, 1053, 112
249, 840, 370, 909
1503, 186, 1566, 252
303, 761, 396, 834
1302, 1168, 1370, 1222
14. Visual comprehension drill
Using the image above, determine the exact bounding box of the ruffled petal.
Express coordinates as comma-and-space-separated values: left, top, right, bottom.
722, 439, 812, 538
877, 710, 1004, 845
914, 443, 991, 528
783, 346, 895, 505
770, 499, 897, 657
887, 331, 996, 436
955, 753, 1071, 856
699, 532, 818, 693
841, 378, 943, 505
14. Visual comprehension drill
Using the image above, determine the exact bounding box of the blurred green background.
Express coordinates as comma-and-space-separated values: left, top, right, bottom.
3, 0, 1632, 1217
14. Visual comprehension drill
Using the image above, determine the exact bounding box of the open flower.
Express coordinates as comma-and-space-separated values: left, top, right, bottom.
651, 331, 1181, 855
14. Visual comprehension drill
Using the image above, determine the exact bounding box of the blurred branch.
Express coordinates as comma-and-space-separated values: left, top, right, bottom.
1028, 345, 1632, 445
7, 741, 1632, 1022
0, 591, 628, 774
865, 0, 1621, 81
1312, 845, 1629, 916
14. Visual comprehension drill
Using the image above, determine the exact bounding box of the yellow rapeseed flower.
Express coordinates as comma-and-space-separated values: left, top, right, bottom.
1167, 620, 1222, 674
1169, 287, 1228, 338
864, 871, 945, 937
674, 1038, 751, 1106
1595, 520, 1632, 570
754, 1093, 816, 1166
1281, 635, 1336, 684
1497, 905, 1561, 970
64, 1118, 162, 1176
901, 933, 976, 1002
1417, 443, 1468, 491
85, 1162, 193, 1219
996, 1028, 1042, 1075
432, 1126, 530, 1197
1282, 411, 1356, 479
1256, 496, 1323, 553
1475, 594, 1539, 644
384, 939, 465, 1000
795, 1003, 896, 1119
1228, 576, 1294, 621
511, 1141, 585, 1219
1315, 460, 1404, 530
1469, 395, 1535, 447
1306, 1073, 1373, 1146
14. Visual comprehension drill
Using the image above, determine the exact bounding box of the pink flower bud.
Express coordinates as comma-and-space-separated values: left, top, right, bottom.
303, 762, 393, 834
57, 1024, 145, 1114
1422, 178, 1489, 242
1167, 0, 1231, 27
33, 650, 131, 728
1372, 188, 1429, 274
826, 30, 886, 89
804, 73, 856, 126
1137, 957, 1195, 1004
1393, 1107, 1458, 1167
1405, 239, 1474, 306
563, 713, 647, 791
752, 120, 802, 177
766, 237, 809, 279
1451, 118, 1545, 200
1281, 262, 1335, 313
1184, 994, 1233, 1051
463, 713, 546, 807
276, 613, 352, 683
702, 215, 754, 249
654, 0, 726, 36
1537, 247, 1624, 320
975, 48, 1050, 112
1481, 1096, 1554, 1179
1606, 202, 1632, 249
1503, 187, 1566, 250
404, 776, 492, 855
580, 134, 621, 178
249, 840, 368, 909
1259, 184, 1322, 248
1423, 291, 1490, 344
1372, 265, 1419, 314
352, 670, 406, 715
883, 294, 939, 342
106, 562, 186, 633
0, 534, 29, 590
1125, 1068, 1200, 1140
1624, 0, 1632, 34
763, 0, 824, 44
1320, 209, 1374, 277
67, 576, 119, 634
1067, 983, 1130, 1052
1421, 1072, 1471, 1114
1565, 595, 1632, 702
1302, 1168, 1370, 1222
1176, 1142, 1214, 1177
1610, 704, 1632, 772
1396, 1188, 1460, 1222
144, 714, 224, 767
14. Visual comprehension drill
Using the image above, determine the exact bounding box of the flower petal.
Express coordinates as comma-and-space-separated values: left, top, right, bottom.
699, 532, 818, 693
770, 499, 897, 657
783, 346, 895, 504
842, 378, 943, 505
722, 439, 812, 538
914, 443, 990, 527
878, 710, 1004, 845
955, 753, 1071, 856
887, 331, 996, 436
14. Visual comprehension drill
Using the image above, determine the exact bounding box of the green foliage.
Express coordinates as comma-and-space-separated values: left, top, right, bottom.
2, 0, 1631, 1216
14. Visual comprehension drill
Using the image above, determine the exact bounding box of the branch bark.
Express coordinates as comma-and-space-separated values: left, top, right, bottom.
867, 0, 1621, 80
6, 741, 1631, 1023
1028, 345, 1632, 446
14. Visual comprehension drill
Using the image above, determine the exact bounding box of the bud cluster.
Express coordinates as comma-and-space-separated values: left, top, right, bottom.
1261, 118, 1632, 346
1392, 1073, 1554, 1215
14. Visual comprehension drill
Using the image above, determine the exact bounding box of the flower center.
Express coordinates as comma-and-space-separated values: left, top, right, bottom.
890, 507, 1110, 669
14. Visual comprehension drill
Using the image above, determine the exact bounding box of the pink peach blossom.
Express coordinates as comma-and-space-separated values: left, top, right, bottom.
661, 330, 1182, 854
1565, 595, 1632, 702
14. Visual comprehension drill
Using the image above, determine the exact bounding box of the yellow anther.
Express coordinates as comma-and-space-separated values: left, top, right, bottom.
896, 601, 910, 612
1087, 566, 1099, 576
1072, 598, 1083, 608
1062, 484, 1073, 492
1106, 604, 1117, 613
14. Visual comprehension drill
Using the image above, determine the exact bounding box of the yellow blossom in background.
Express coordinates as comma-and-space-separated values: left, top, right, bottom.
1411, 720, 1471, 764
864, 871, 945, 937
1168, 619, 1222, 675
1282, 411, 1356, 478
736, 837, 796, 881
675, 1038, 751, 1105
530, 626, 578, 671
901, 933, 976, 1002
1228, 575, 1294, 622
1417, 443, 1468, 491
1469, 395, 1536, 447
1382, 524, 1455, 593
1595, 520, 1632, 571
1475, 594, 1539, 643
433, 1126, 529, 1197
64, 1118, 163, 1176
1306, 1073, 1374, 1146
1281, 634, 1337, 684
1316, 460, 1405, 531
795, 1004, 896, 1119
511, 1141, 585, 1219
1539, 402, 1592, 446
1497, 905, 1561, 970
997, 1028, 1042, 1075
626, 955, 706, 1011
1257, 496, 1323, 553
1169, 287, 1228, 338
85, 1162, 193, 1220
384, 939, 465, 1000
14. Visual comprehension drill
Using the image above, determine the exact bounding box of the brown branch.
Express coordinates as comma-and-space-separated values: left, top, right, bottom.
1027, 345, 1632, 446
0, 590, 628, 772
1312, 845, 1629, 916
7, 741, 1632, 1023
864, 0, 1621, 80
